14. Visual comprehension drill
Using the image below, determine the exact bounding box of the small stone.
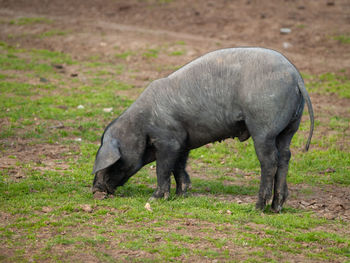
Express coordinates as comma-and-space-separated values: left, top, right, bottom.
319, 168, 336, 174
226, 210, 232, 215
324, 213, 336, 220
93, 191, 107, 200
77, 105, 84, 109
145, 202, 153, 212
71, 73, 78, 77
74, 138, 82, 142
118, 5, 131, 11
49, 122, 64, 129
280, 28, 292, 34
14, 172, 23, 179
103, 107, 113, 113
81, 204, 93, 213
40, 77, 49, 83
283, 42, 292, 49
52, 64, 64, 69
299, 200, 310, 207
42, 206, 53, 213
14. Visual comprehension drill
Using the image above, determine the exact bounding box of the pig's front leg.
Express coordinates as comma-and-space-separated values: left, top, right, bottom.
151, 137, 184, 200
152, 151, 177, 199
173, 151, 192, 196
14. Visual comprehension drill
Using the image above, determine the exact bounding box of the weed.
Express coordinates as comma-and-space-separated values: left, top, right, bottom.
303, 72, 350, 98
39, 30, 68, 39
333, 35, 350, 44
9, 17, 53, 25
174, 41, 186, 45
143, 49, 159, 58
169, 50, 186, 56
115, 51, 134, 59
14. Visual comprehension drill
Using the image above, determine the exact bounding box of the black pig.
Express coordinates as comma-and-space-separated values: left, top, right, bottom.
92, 47, 314, 212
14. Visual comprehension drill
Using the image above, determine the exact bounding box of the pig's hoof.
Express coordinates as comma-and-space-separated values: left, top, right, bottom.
151, 189, 164, 199
148, 195, 166, 202
93, 191, 108, 200
271, 195, 286, 213
175, 183, 191, 196
148, 196, 156, 202
163, 192, 170, 200
175, 191, 188, 197
255, 200, 267, 211
175, 190, 190, 198
149, 190, 170, 201
271, 206, 282, 213
271, 201, 283, 213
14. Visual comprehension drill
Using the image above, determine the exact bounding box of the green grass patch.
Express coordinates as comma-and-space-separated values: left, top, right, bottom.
333, 35, 350, 44
143, 49, 159, 58
115, 51, 134, 59
169, 50, 186, 56
303, 72, 350, 98
39, 30, 68, 39
9, 17, 53, 26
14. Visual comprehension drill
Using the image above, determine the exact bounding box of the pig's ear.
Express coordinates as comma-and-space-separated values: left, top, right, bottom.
92, 138, 121, 174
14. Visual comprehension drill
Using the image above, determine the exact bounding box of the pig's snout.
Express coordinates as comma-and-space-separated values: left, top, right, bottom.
92, 172, 116, 195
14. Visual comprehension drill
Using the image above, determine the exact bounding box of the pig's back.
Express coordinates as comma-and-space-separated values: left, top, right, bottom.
144, 48, 300, 148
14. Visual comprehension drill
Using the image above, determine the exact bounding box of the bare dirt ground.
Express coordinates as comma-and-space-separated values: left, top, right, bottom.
0, 0, 349, 223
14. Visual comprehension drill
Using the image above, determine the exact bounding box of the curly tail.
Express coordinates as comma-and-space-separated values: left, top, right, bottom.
297, 79, 314, 151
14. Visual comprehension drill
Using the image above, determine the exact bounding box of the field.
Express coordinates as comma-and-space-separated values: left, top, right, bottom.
0, 0, 350, 262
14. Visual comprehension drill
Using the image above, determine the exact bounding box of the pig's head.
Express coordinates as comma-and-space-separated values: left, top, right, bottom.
91, 135, 123, 194
91, 122, 144, 195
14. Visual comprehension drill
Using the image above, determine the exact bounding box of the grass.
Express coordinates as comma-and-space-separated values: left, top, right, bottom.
333, 35, 350, 44
143, 48, 159, 58
9, 17, 53, 26
115, 51, 135, 60
169, 50, 186, 56
39, 30, 68, 39
0, 41, 350, 262
302, 72, 350, 98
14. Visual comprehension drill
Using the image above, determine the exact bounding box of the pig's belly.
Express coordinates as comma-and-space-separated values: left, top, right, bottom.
185, 120, 248, 149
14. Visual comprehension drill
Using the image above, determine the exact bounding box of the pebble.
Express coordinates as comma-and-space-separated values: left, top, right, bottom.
81, 204, 93, 213
103, 107, 113, 113
283, 42, 292, 49
280, 28, 292, 34
93, 191, 107, 200
42, 206, 53, 213
77, 105, 85, 109
145, 202, 153, 212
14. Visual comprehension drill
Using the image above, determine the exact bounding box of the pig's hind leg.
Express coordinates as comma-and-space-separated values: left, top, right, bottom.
252, 135, 278, 211
173, 151, 192, 196
271, 117, 301, 213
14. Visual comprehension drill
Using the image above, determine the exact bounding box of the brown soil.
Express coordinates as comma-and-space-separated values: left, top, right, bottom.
1, 0, 350, 75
